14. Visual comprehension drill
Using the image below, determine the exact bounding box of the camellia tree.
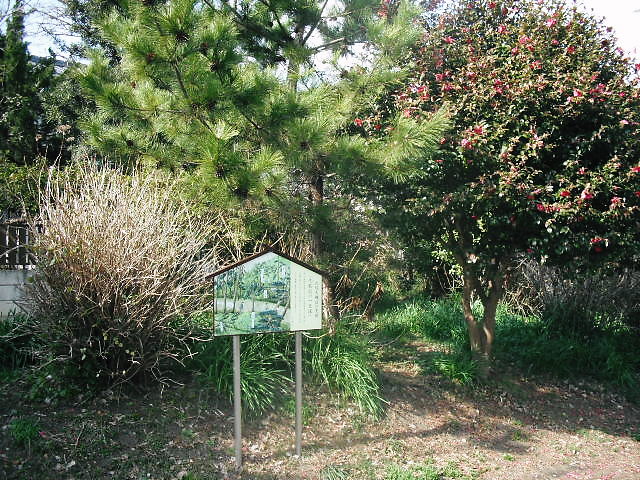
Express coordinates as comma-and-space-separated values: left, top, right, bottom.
366, 0, 640, 376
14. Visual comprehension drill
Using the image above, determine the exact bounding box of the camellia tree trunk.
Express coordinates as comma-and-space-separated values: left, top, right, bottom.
460, 263, 506, 379
449, 217, 508, 380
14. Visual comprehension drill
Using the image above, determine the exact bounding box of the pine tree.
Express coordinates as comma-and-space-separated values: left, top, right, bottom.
78, 0, 447, 323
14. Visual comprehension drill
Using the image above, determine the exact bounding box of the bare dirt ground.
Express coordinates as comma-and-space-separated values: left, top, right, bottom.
1, 341, 639, 480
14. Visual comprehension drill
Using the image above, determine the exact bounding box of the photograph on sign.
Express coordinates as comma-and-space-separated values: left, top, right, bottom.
213, 251, 322, 336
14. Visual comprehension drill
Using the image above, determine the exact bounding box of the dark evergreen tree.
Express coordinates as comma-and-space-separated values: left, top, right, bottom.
0, 1, 64, 165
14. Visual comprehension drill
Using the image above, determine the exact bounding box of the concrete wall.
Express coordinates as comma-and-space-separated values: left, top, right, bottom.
0, 269, 32, 317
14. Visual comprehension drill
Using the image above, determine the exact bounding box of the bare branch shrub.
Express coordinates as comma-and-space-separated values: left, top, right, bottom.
24, 167, 235, 386
505, 258, 640, 330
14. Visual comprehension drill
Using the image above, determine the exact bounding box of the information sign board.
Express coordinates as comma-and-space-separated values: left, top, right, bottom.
212, 250, 322, 336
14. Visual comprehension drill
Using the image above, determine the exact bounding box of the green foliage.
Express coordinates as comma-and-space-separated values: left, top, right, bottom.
369, 0, 640, 370
384, 0, 640, 269
8, 417, 40, 450
191, 334, 291, 416
0, 312, 34, 371
429, 351, 477, 386
26, 364, 83, 403
379, 295, 640, 396
76, 0, 447, 296
0, 2, 66, 167
383, 460, 470, 480
496, 306, 640, 396
306, 328, 383, 417
191, 324, 382, 417
376, 296, 468, 342
320, 464, 350, 480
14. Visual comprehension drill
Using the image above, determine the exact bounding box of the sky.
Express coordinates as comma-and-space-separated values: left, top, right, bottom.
579, 0, 640, 59
18, 0, 640, 61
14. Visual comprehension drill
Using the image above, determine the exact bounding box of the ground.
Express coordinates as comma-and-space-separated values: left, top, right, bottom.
1, 340, 639, 480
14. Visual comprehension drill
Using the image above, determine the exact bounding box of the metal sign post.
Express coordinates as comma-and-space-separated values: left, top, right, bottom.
209, 250, 324, 471
295, 331, 302, 456
233, 335, 242, 470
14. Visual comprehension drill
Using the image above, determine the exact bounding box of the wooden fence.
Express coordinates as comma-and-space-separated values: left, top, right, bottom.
0, 222, 35, 269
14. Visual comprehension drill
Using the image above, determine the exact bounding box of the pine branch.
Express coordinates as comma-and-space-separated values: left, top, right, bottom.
311, 37, 347, 52
302, 0, 330, 46
254, 0, 289, 40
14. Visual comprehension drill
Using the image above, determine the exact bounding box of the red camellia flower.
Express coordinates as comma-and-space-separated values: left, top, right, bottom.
610, 196, 622, 208
497, 25, 508, 34
590, 237, 604, 244
536, 203, 545, 212
545, 18, 557, 27
444, 36, 455, 44
634, 191, 640, 197
519, 35, 531, 45
472, 125, 484, 135
460, 138, 473, 149
530, 60, 542, 70
566, 45, 576, 54
560, 190, 571, 197
578, 167, 587, 174
374, 124, 381, 130
631, 166, 640, 173
354, 118, 363, 126
435, 73, 444, 82
488, 1, 497, 8
580, 189, 594, 200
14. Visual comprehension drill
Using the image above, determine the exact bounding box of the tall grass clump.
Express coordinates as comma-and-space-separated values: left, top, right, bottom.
0, 313, 35, 376
191, 334, 292, 416
495, 305, 640, 396
377, 296, 477, 384
375, 295, 469, 343
306, 328, 383, 417
24, 167, 226, 387
191, 323, 383, 417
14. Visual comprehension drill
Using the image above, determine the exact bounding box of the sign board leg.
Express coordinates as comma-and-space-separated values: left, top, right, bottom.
295, 331, 302, 456
233, 335, 242, 470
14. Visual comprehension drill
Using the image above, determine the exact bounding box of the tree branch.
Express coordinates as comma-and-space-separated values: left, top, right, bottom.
302, 0, 330, 46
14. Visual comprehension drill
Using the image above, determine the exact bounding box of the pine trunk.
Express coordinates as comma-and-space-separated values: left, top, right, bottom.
308, 174, 340, 327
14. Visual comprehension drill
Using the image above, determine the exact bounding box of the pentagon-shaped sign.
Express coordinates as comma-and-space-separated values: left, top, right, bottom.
211, 250, 323, 336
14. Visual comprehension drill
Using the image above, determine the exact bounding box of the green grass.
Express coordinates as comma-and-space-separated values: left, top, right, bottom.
321, 465, 350, 480
9, 417, 40, 450
383, 460, 475, 480
189, 318, 382, 417
376, 294, 640, 398
0, 313, 35, 373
